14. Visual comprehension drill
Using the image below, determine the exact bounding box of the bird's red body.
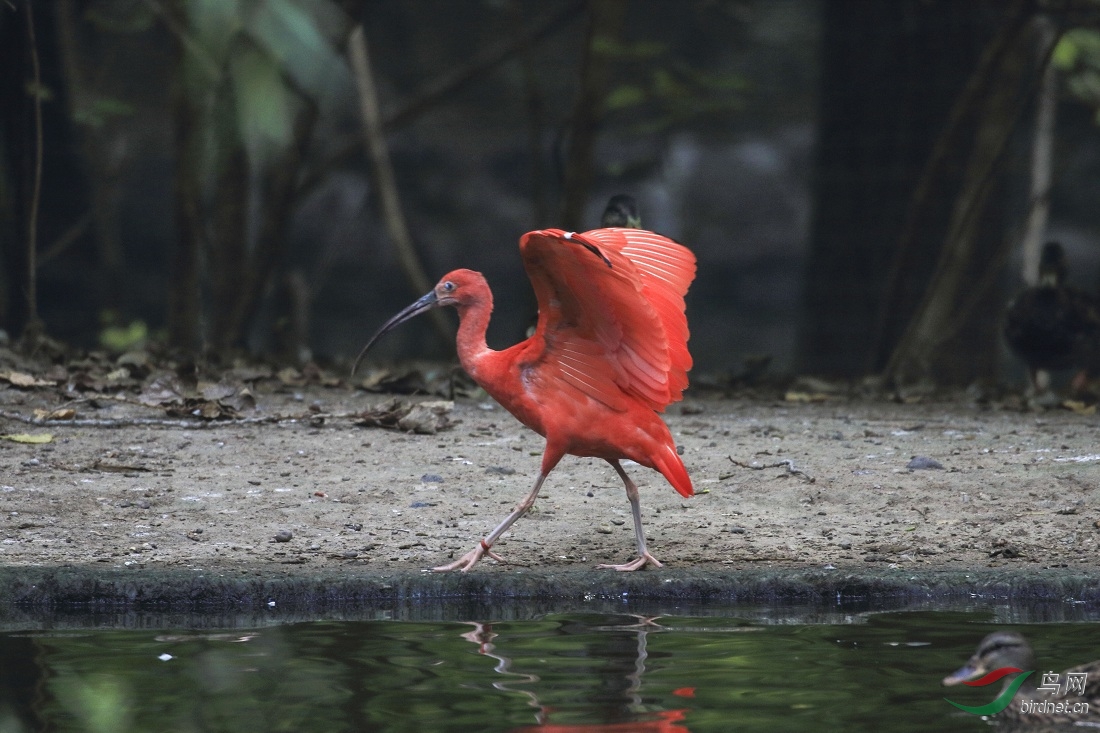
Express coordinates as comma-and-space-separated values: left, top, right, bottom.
451, 228, 694, 497
356, 225, 696, 571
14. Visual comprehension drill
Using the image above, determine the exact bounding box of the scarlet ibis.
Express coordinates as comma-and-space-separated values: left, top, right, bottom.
354, 224, 695, 571
1005, 242, 1100, 395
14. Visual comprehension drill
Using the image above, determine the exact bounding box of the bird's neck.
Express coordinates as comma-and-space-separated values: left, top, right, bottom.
454, 298, 493, 378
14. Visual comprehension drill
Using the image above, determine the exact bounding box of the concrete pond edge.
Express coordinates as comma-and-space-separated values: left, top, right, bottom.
1, 565, 1097, 621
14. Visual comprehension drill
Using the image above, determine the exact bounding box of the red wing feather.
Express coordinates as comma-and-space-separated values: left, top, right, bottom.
519, 228, 696, 412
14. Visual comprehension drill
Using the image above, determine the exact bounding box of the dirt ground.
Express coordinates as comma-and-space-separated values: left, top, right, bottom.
2, 373, 1099, 579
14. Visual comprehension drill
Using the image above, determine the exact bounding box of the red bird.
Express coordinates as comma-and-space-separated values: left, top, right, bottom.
354, 227, 696, 571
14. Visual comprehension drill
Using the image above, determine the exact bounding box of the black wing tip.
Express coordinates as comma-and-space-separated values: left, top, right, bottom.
563, 230, 613, 268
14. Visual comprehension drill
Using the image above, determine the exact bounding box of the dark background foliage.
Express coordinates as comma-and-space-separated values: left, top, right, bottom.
3, 0, 1100, 386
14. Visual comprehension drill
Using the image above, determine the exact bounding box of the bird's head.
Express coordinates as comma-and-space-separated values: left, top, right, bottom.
430, 269, 485, 309
942, 631, 1034, 687
351, 269, 486, 376
601, 194, 641, 229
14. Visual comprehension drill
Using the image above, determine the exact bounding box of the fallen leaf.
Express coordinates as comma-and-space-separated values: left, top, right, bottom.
1, 371, 54, 388
784, 391, 830, 403
33, 408, 76, 421
277, 367, 304, 386
1, 433, 54, 444
354, 363, 474, 397
105, 367, 131, 381
138, 375, 186, 406
355, 398, 456, 434
1062, 400, 1097, 415
199, 380, 237, 401
225, 365, 273, 382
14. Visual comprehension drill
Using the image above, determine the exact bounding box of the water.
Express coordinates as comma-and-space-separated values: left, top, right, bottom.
1, 605, 1097, 732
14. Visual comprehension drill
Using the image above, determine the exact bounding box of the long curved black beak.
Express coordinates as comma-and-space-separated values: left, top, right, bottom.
351, 289, 440, 376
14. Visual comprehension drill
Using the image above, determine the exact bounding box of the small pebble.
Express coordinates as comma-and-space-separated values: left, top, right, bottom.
421, 474, 444, 483
596, 525, 613, 534
342, 550, 359, 559
906, 456, 943, 470
727, 526, 746, 534
274, 530, 293, 543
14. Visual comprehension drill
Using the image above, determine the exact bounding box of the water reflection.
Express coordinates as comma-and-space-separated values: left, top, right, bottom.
0, 608, 1098, 732
459, 615, 704, 730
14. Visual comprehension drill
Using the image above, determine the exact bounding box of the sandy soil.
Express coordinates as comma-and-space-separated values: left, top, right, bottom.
2, 378, 1098, 578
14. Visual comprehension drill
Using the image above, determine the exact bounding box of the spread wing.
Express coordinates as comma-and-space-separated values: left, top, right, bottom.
519, 227, 696, 412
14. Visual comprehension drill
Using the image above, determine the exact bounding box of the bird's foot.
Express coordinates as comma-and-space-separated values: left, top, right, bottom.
597, 551, 663, 571
432, 540, 505, 572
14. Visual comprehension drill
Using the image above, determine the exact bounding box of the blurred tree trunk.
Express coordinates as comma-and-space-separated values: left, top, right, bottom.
884, 8, 1049, 386
0, 6, 35, 337
167, 7, 203, 353
559, 0, 628, 231
167, 20, 320, 357
168, 55, 202, 352
1019, 16, 1058, 287
55, 0, 124, 315
1, 1, 83, 345
206, 84, 251, 354
220, 104, 318, 354
798, 0, 1016, 379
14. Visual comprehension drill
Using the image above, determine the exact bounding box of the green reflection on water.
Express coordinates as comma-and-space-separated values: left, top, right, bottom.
1, 611, 1097, 733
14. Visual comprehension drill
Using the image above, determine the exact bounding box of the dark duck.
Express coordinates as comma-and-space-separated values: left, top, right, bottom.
1004, 242, 1100, 396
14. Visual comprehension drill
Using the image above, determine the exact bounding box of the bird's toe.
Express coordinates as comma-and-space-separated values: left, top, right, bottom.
597, 552, 663, 571
432, 543, 505, 572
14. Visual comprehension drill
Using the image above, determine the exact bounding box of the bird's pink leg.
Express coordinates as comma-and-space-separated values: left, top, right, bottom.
433, 472, 548, 572
597, 461, 663, 571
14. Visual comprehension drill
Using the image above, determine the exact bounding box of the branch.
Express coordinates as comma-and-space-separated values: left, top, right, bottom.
560, 0, 628, 231
348, 25, 451, 343
728, 457, 816, 484
296, 1, 583, 208
24, 0, 43, 335
386, 0, 585, 131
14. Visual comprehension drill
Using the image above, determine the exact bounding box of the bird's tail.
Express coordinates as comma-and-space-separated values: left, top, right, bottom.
654, 444, 693, 498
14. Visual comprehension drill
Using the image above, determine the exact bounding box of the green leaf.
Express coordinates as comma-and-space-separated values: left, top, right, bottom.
99, 319, 149, 352
1052, 35, 1080, 70
72, 97, 136, 129
606, 85, 647, 111
187, 0, 243, 63
230, 46, 295, 166
246, 0, 348, 106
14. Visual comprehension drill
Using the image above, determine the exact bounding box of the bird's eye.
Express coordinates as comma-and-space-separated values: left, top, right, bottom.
443, 281, 455, 292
